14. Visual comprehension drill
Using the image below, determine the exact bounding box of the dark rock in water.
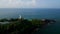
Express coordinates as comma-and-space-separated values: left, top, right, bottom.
42, 19, 56, 23
40, 19, 56, 29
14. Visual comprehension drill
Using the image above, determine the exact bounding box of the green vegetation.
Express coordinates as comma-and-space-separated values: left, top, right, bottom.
0, 18, 55, 34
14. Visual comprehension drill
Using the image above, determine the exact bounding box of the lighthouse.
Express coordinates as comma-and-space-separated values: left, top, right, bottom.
19, 15, 22, 19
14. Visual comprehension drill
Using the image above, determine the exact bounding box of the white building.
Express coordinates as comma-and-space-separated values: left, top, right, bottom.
19, 15, 22, 19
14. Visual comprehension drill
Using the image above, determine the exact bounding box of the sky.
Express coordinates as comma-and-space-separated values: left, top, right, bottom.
0, 0, 60, 8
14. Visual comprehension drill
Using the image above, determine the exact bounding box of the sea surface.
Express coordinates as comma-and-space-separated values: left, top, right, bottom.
20, 8, 60, 34
0, 8, 60, 34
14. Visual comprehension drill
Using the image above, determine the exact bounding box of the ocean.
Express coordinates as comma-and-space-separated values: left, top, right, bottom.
0, 8, 60, 34
19, 8, 60, 34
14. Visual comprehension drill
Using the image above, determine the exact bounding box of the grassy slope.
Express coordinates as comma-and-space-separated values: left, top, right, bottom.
0, 18, 54, 34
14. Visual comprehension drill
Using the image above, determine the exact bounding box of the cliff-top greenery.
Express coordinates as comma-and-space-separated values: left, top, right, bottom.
0, 18, 56, 34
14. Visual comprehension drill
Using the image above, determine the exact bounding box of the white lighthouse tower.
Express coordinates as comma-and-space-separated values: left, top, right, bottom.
19, 15, 22, 19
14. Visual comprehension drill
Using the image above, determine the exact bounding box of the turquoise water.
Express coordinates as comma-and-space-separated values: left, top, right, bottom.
19, 9, 60, 34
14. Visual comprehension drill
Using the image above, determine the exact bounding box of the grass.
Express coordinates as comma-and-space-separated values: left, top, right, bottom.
0, 18, 55, 34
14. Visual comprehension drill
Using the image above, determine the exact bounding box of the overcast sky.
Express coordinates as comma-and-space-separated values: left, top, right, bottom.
0, 0, 60, 8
